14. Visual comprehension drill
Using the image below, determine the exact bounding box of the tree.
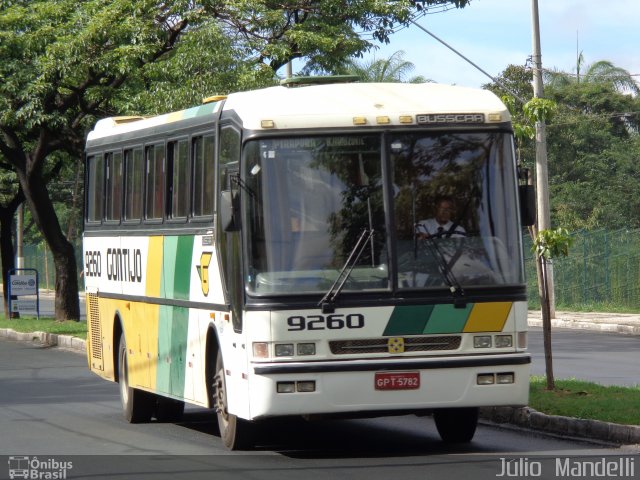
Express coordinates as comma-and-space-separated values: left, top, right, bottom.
545, 54, 640, 96
0, 0, 471, 320
336, 50, 431, 83
544, 63, 640, 232
0, 166, 24, 317
532, 227, 572, 390
483, 65, 535, 167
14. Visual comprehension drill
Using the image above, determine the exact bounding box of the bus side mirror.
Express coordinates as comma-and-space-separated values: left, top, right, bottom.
519, 184, 536, 227
220, 190, 240, 232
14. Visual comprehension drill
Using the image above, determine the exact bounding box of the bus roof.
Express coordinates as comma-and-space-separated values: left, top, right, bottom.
87, 82, 510, 142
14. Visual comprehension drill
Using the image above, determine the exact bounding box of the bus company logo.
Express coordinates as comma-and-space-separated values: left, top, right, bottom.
387, 337, 405, 353
416, 113, 485, 124
196, 252, 213, 296
8, 456, 73, 479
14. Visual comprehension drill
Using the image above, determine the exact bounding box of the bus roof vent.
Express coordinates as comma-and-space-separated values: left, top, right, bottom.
202, 95, 227, 104
280, 75, 360, 88
112, 116, 145, 125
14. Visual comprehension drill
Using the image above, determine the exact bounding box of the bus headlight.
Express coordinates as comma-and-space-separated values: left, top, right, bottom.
277, 382, 296, 393
296, 381, 316, 392
477, 373, 495, 385
473, 336, 492, 348
275, 344, 295, 357
496, 372, 515, 384
297, 343, 316, 356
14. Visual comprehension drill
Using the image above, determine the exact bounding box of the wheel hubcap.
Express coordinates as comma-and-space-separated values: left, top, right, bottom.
214, 369, 229, 423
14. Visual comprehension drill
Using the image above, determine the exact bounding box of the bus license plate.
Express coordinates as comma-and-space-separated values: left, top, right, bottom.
375, 372, 420, 390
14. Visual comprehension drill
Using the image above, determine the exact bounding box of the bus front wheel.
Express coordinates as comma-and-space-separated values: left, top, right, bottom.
433, 407, 479, 443
214, 349, 253, 450
118, 333, 155, 423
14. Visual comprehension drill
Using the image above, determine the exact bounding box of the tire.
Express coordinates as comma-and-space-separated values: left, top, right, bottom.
213, 349, 253, 450
118, 333, 154, 423
155, 397, 185, 423
433, 407, 479, 443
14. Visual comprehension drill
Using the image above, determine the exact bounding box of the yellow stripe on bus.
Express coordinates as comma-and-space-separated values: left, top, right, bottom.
146, 236, 163, 297
463, 302, 512, 332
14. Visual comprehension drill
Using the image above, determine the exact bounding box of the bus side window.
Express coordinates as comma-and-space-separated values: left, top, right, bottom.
218, 126, 242, 332
168, 139, 190, 219
145, 144, 165, 221
219, 127, 241, 230
86, 154, 105, 223
124, 148, 144, 221
105, 151, 123, 222
193, 135, 215, 217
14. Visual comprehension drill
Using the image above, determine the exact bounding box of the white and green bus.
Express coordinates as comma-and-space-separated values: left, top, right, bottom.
83, 78, 533, 450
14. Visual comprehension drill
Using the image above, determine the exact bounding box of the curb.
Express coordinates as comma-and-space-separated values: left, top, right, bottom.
2, 327, 638, 446
528, 319, 640, 335
480, 406, 640, 446
0, 328, 86, 353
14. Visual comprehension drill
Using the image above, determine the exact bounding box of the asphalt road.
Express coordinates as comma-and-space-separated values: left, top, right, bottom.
528, 326, 640, 386
0, 337, 637, 480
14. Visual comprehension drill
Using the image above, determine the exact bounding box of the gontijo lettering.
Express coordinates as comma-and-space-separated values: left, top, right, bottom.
106, 248, 143, 282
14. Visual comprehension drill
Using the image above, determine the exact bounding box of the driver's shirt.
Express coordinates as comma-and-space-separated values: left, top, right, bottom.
417, 218, 466, 237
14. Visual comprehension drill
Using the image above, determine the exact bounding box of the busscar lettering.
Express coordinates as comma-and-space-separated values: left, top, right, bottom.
105, 248, 143, 283
416, 113, 485, 124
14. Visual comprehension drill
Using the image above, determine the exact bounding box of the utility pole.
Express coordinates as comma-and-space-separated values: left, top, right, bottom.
16, 203, 24, 269
531, 0, 555, 317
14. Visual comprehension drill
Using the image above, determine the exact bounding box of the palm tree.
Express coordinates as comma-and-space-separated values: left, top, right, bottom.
340, 50, 431, 83
545, 53, 639, 95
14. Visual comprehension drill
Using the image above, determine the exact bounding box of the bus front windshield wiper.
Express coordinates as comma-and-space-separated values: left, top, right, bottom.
416, 224, 466, 308
318, 228, 374, 314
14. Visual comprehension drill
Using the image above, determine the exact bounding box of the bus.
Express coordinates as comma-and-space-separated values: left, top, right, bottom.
83, 77, 534, 450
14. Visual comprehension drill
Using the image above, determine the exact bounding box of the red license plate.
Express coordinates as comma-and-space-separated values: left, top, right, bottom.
374, 372, 420, 390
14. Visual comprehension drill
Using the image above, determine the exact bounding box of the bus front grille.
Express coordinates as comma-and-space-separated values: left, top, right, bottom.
329, 336, 461, 355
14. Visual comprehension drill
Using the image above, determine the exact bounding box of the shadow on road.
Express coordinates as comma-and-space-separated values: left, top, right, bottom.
175, 409, 496, 458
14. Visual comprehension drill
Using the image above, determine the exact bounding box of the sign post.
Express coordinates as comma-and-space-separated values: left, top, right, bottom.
8, 268, 40, 319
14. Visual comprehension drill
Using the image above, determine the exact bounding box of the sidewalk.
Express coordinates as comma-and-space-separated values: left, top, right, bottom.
528, 310, 640, 335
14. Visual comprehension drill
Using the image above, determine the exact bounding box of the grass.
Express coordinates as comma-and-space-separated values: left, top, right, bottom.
529, 376, 640, 425
0, 315, 87, 340
1, 317, 638, 426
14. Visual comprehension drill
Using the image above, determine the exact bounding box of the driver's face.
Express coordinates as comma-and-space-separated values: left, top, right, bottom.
435, 201, 453, 224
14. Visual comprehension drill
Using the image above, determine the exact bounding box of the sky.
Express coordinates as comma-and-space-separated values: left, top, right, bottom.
361, 0, 640, 88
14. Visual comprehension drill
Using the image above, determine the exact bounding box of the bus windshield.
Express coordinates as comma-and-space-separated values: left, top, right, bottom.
243, 132, 523, 296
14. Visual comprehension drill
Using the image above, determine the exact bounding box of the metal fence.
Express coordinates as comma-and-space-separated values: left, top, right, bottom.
525, 229, 640, 310
15, 229, 640, 311
20, 242, 84, 292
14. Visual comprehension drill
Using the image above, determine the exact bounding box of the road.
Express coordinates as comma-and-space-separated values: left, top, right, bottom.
0, 336, 637, 480
528, 326, 640, 386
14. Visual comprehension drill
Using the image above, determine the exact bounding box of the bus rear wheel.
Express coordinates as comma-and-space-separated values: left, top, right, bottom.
213, 349, 253, 450
118, 333, 155, 423
433, 407, 479, 443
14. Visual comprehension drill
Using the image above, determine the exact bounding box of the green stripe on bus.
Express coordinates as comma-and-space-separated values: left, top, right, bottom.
383, 305, 434, 335
384, 304, 476, 335
422, 304, 473, 334
174, 236, 194, 300
156, 235, 192, 398
156, 305, 188, 398
162, 236, 178, 297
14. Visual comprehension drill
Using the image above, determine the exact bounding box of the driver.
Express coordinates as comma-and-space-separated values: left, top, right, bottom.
416, 196, 465, 238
